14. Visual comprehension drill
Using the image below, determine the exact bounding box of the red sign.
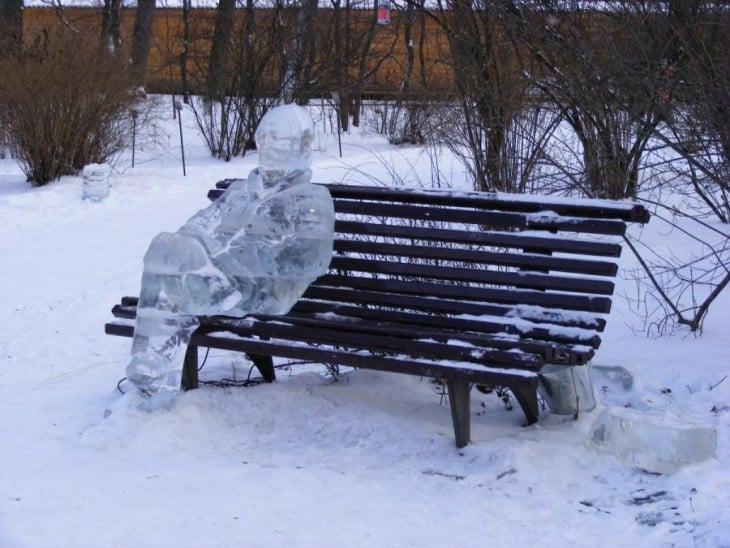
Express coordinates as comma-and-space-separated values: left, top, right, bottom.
377, 0, 390, 25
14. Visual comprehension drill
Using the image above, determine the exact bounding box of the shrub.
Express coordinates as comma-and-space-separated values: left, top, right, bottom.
369, 100, 435, 146
0, 31, 140, 185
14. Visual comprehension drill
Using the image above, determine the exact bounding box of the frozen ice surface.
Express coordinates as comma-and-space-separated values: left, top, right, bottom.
592, 364, 634, 391
589, 406, 717, 474
538, 363, 596, 415
126, 104, 334, 395
82, 163, 111, 202
127, 315, 200, 395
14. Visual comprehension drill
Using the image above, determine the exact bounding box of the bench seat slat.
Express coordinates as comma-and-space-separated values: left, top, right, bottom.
229, 312, 551, 357
110, 302, 566, 360
262, 312, 595, 364
286, 302, 600, 356
197, 332, 542, 388
300, 287, 607, 331
313, 276, 614, 313
110, 300, 597, 364
121, 290, 608, 331
202, 317, 544, 370
105, 320, 540, 387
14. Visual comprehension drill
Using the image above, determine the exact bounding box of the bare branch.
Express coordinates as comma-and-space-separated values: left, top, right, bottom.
38, 0, 79, 34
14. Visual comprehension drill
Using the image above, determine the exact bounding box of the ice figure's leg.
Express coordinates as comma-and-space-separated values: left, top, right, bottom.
126, 232, 209, 396
126, 312, 200, 395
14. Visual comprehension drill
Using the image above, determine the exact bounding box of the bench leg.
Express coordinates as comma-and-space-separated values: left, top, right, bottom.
511, 386, 539, 425
250, 354, 276, 383
447, 380, 471, 448
181, 344, 199, 390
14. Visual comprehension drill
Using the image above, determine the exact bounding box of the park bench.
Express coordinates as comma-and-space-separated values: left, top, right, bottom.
106, 181, 650, 447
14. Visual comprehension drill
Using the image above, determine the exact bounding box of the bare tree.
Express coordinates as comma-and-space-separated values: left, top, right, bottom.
429, 0, 559, 192
191, 0, 279, 160
100, 0, 121, 54
655, 0, 730, 223
622, 204, 729, 335
620, 1, 730, 334
130, 0, 158, 85
379, 0, 435, 146
501, 0, 671, 199
0, 0, 22, 51
208, 0, 236, 103
179, 0, 192, 103
280, 0, 320, 104
325, 0, 399, 130
38, 0, 80, 34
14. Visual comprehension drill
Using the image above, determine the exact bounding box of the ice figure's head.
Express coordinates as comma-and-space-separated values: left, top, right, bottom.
255, 104, 314, 186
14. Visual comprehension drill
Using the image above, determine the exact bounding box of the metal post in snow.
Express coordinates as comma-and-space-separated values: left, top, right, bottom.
332, 91, 342, 158
175, 99, 186, 177
131, 108, 138, 168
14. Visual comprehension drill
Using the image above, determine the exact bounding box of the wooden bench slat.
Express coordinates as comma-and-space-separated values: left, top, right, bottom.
121, 289, 608, 332
313, 276, 614, 313
111, 299, 597, 364
334, 221, 624, 257
111, 303, 136, 319
106, 319, 541, 387
300, 286, 607, 331
236, 312, 547, 356
202, 317, 544, 370
285, 302, 600, 356
324, 184, 651, 223
334, 240, 619, 276
328, 256, 616, 295
105, 321, 134, 337
274, 312, 595, 364
333, 199, 629, 236
198, 332, 542, 388
213, 181, 649, 223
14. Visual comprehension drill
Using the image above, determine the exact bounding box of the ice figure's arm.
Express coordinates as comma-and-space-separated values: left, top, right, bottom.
268, 169, 313, 194
178, 170, 264, 254
259, 182, 335, 279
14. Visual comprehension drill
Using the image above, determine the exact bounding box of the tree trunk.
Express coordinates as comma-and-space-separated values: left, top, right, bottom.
400, 0, 415, 94
281, 0, 319, 104
130, 0, 157, 85
100, 0, 121, 55
208, 0, 236, 102
179, 0, 191, 103
0, 0, 22, 52
331, 0, 348, 130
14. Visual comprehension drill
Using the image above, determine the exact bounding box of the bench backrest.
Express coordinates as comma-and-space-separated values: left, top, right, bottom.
210, 181, 649, 366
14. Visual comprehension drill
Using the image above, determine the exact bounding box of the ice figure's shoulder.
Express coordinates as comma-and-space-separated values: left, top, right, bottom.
274, 182, 333, 209
218, 172, 265, 202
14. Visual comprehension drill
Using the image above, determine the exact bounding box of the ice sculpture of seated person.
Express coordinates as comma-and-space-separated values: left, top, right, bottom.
126, 104, 335, 397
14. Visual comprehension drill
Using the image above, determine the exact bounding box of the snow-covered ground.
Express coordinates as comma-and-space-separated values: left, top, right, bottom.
1, 100, 728, 547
